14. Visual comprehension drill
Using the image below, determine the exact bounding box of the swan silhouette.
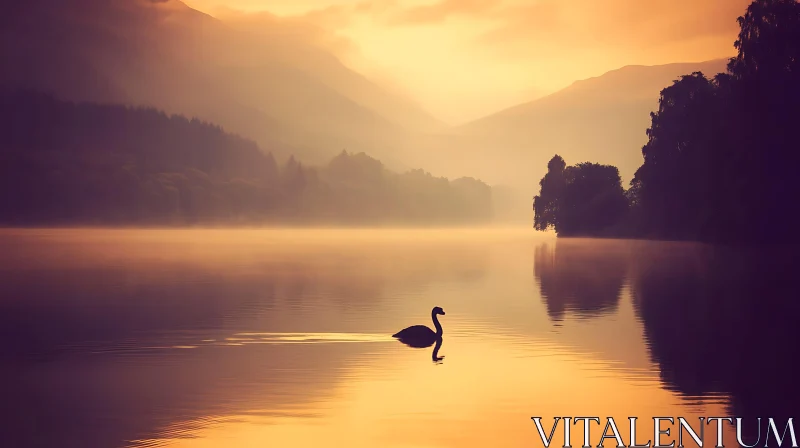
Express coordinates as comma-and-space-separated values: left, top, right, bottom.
392, 306, 445, 348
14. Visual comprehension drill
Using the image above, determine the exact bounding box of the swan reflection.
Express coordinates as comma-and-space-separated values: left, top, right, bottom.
431, 337, 444, 364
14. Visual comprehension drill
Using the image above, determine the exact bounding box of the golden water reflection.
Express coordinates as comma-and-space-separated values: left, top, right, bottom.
133, 334, 728, 448
0, 229, 793, 448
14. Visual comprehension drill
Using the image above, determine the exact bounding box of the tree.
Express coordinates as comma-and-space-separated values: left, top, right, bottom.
560, 163, 628, 236
727, 0, 800, 241
631, 0, 800, 242
728, 0, 800, 83
532, 0, 800, 243
533, 155, 566, 231
631, 72, 721, 239
533, 156, 628, 236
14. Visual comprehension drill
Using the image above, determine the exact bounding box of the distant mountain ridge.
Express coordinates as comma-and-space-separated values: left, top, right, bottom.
465, 60, 730, 127
0, 0, 442, 168
414, 59, 731, 194
0, 90, 491, 226
0, 1, 735, 200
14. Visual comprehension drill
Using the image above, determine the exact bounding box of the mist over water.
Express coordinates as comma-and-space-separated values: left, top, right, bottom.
0, 228, 794, 448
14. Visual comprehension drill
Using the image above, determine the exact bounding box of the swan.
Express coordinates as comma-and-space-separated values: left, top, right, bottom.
392, 306, 445, 348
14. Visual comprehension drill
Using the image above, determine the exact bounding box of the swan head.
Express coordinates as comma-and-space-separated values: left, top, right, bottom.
432, 306, 446, 316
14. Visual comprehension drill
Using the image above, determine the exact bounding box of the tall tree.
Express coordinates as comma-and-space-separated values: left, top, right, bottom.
631, 72, 721, 240
728, 0, 800, 241
631, 0, 800, 242
728, 0, 800, 83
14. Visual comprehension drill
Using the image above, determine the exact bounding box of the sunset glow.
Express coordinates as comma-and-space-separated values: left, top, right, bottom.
184, 0, 748, 123
3, 1, 799, 446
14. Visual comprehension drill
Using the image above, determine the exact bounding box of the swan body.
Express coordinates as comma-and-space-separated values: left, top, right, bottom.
392, 306, 445, 348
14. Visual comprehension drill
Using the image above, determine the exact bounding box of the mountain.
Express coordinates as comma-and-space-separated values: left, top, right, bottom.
217, 10, 444, 134
415, 59, 731, 192
0, 1, 734, 213
0, 0, 442, 167
0, 90, 490, 225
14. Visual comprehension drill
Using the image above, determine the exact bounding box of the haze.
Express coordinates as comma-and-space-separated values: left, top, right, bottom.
185, 0, 747, 124
0, 0, 757, 225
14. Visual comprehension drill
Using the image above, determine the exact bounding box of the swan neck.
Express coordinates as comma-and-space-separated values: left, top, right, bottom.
431, 312, 443, 336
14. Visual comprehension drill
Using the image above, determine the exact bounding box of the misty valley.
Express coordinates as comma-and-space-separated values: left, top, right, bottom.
2, 0, 798, 242
0, 91, 491, 226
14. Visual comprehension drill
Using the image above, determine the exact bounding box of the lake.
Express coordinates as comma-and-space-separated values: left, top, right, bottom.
0, 229, 796, 448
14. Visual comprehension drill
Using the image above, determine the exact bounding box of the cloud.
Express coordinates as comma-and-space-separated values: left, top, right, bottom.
188, 0, 751, 48
342, 0, 749, 43
386, 0, 500, 25
302, 0, 749, 61
204, 3, 370, 69
467, 0, 750, 59
181, 0, 754, 123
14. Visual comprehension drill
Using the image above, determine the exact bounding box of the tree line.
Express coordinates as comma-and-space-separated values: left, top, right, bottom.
0, 90, 492, 226
533, 0, 800, 243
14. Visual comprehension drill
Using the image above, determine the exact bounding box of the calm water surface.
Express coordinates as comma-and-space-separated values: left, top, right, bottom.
0, 229, 796, 448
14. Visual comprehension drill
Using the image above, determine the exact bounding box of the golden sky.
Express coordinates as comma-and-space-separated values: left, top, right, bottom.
184, 0, 749, 124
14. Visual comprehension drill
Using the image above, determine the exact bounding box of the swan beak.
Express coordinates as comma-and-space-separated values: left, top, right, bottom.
441, 311, 446, 315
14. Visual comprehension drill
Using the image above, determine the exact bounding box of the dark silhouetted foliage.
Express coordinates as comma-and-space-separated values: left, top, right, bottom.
533, 0, 800, 243
630, 0, 800, 243
532, 155, 566, 232
0, 90, 492, 226
533, 156, 628, 236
